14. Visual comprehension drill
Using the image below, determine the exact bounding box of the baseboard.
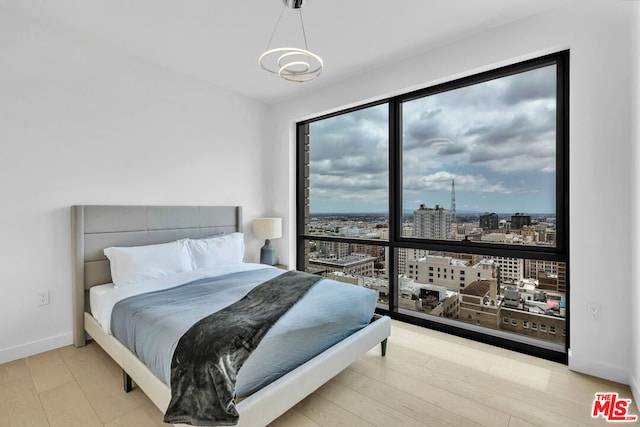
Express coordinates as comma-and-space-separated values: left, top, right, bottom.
568, 350, 630, 386
0, 333, 73, 364
630, 373, 640, 409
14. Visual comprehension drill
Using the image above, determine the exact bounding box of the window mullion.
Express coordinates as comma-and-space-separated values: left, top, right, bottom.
388, 99, 401, 312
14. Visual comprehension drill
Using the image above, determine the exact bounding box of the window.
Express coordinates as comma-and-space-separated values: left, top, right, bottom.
550, 326, 556, 334
511, 319, 518, 326
541, 324, 547, 333
401, 66, 560, 249
503, 317, 509, 324
303, 103, 389, 224
297, 51, 568, 362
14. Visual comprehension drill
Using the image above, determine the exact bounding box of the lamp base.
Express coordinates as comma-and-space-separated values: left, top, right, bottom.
260, 239, 276, 265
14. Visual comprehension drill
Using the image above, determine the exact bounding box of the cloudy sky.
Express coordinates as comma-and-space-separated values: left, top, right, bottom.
308, 64, 557, 215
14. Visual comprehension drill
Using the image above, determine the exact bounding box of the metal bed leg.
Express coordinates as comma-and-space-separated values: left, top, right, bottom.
380, 338, 387, 357
123, 370, 133, 393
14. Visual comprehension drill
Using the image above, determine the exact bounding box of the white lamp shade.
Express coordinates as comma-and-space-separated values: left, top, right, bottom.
252, 218, 282, 240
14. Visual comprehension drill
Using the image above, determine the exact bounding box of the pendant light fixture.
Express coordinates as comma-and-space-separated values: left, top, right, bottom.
258, 0, 323, 82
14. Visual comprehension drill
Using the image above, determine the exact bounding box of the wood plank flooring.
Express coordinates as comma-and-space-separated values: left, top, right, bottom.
0, 319, 636, 426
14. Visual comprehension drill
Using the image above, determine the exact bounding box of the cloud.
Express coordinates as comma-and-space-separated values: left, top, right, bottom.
309, 174, 388, 210
403, 110, 449, 151
309, 104, 389, 206
435, 140, 467, 155
499, 65, 556, 105
403, 171, 510, 194
309, 105, 388, 162
307, 64, 559, 213
414, 102, 556, 175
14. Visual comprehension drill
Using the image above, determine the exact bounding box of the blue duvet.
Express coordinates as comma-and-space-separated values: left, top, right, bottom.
110, 268, 377, 396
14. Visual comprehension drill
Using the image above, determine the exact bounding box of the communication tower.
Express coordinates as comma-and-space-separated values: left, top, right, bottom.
450, 177, 456, 223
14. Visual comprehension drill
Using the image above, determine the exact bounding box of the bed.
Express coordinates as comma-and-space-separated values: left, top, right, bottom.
71, 205, 391, 426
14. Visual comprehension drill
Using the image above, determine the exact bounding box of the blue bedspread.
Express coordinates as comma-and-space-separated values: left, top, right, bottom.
110, 268, 377, 396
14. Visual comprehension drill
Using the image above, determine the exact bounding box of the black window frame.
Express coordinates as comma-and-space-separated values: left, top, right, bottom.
393, 52, 568, 260
296, 51, 569, 363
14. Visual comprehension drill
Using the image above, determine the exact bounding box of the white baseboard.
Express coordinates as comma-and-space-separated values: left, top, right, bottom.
568, 350, 630, 386
0, 333, 73, 364
630, 374, 640, 410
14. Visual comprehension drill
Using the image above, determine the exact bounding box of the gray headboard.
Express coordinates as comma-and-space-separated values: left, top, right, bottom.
71, 205, 243, 347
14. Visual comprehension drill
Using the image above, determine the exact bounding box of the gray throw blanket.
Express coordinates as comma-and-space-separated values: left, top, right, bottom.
163, 270, 323, 426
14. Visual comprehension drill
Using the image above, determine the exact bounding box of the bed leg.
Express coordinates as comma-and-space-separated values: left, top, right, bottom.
380, 338, 387, 357
123, 370, 133, 393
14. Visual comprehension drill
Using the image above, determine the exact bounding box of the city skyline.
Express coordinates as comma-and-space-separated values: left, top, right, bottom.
308, 65, 557, 215
308, 209, 556, 217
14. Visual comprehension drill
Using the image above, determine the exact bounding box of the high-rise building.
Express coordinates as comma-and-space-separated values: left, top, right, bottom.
309, 253, 376, 277
351, 243, 385, 265
525, 259, 557, 278
489, 256, 523, 284
479, 212, 499, 230
406, 255, 497, 291
395, 206, 451, 275
317, 241, 350, 259
396, 247, 429, 276
526, 259, 566, 293
414, 204, 451, 239
511, 213, 532, 229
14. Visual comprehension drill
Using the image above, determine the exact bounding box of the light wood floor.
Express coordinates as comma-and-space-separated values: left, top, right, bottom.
0, 320, 636, 426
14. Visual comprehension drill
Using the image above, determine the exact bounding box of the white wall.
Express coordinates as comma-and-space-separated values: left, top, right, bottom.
631, 2, 640, 405
270, 0, 635, 384
0, 9, 270, 363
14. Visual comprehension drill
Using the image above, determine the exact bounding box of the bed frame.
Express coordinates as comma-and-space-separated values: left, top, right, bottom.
71, 205, 391, 426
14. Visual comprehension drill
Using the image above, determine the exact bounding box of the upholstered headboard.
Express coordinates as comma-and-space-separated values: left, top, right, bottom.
71, 205, 243, 347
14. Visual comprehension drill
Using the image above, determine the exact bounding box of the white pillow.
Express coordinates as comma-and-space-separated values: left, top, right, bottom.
104, 240, 193, 287
188, 232, 245, 269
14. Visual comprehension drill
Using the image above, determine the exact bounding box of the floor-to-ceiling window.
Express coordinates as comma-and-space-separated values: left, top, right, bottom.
297, 51, 569, 361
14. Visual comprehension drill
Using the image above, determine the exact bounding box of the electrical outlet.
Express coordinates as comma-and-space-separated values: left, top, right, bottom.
37, 290, 50, 306
588, 303, 601, 320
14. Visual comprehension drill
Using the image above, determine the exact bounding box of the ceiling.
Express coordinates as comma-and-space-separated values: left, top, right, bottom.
1, 0, 570, 104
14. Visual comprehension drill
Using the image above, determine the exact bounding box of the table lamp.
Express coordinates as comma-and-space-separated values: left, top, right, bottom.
252, 217, 282, 265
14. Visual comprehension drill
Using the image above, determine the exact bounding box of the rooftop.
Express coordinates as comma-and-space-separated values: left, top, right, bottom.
310, 254, 376, 267
461, 281, 492, 297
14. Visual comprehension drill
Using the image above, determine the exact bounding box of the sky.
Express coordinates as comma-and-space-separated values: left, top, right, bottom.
308, 64, 557, 215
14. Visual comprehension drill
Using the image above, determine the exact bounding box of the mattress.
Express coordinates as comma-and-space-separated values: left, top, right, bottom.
89, 263, 377, 396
